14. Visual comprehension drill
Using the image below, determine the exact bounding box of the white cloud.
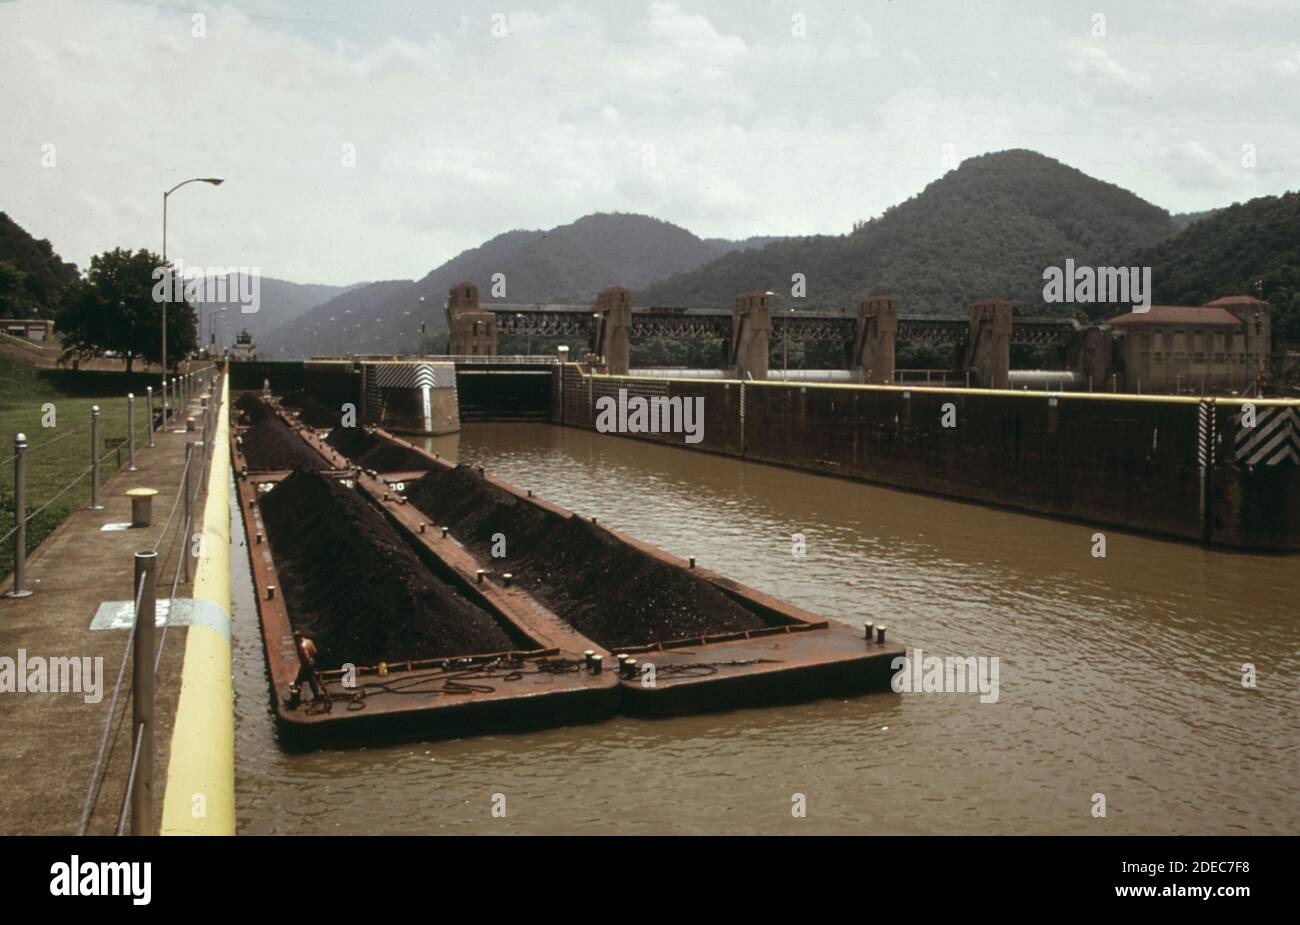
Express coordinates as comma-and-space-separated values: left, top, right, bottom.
0, 0, 1297, 285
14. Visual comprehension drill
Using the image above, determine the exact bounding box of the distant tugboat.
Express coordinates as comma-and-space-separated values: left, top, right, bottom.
232, 328, 256, 361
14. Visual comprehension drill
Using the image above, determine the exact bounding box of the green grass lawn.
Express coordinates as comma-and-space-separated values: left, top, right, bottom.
0, 352, 156, 582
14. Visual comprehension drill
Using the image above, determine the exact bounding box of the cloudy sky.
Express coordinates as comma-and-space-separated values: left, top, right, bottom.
1, 0, 1297, 285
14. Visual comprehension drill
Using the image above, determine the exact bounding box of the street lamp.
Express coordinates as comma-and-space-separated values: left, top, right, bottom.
161, 177, 223, 386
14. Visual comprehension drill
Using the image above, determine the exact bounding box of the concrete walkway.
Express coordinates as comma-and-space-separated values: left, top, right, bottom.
0, 391, 217, 835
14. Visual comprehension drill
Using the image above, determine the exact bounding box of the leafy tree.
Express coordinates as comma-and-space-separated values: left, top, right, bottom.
0, 212, 80, 318
1130, 191, 1300, 348
0, 260, 27, 310
56, 248, 197, 372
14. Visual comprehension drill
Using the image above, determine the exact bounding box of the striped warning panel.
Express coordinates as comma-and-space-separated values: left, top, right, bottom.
1197, 400, 1214, 468
1234, 406, 1300, 466
373, 362, 449, 389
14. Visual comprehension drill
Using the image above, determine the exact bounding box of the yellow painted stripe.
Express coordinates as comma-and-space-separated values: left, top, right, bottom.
161, 373, 235, 836
568, 364, 1300, 408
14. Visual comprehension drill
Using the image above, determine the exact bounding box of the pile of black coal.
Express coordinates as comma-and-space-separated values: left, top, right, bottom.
405, 465, 768, 648
325, 426, 434, 473
257, 471, 517, 667
239, 416, 329, 472
233, 392, 270, 426
281, 391, 341, 429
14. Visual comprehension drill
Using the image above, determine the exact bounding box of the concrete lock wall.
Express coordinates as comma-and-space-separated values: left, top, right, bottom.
228, 360, 309, 392
552, 365, 1300, 550
303, 360, 361, 411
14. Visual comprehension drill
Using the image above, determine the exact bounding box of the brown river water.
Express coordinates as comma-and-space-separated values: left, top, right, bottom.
232, 423, 1299, 834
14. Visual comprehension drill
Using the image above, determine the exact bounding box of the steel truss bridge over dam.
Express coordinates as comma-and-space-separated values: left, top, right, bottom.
489, 305, 1078, 348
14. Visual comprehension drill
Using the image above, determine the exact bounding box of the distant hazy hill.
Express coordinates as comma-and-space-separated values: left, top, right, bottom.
258, 213, 775, 358
0, 212, 80, 319
1128, 191, 1300, 341
198, 275, 355, 346
257, 279, 417, 358
640, 150, 1178, 315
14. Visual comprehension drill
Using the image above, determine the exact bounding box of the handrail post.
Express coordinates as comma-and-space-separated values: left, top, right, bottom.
146, 386, 155, 448
6, 434, 32, 598
127, 393, 137, 471
89, 405, 103, 510
181, 442, 194, 583
131, 550, 157, 836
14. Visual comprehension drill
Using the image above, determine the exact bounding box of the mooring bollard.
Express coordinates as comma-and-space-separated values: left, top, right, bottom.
146, 387, 155, 448
6, 434, 32, 598
127, 394, 137, 471
89, 406, 103, 510
181, 443, 194, 583
131, 549, 157, 836
127, 488, 157, 527
864, 621, 874, 641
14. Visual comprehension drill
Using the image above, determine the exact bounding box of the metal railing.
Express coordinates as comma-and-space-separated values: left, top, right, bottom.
0, 362, 221, 835
76, 363, 222, 835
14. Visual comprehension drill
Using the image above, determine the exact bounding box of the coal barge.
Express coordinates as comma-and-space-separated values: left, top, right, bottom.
232, 395, 618, 746
231, 393, 903, 745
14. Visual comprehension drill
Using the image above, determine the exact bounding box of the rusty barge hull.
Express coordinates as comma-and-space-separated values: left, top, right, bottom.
240, 393, 903, 729
231, 438, 618, 748
358, 424, 906, 716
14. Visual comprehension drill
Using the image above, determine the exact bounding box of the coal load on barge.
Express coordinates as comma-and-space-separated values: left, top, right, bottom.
375, 453, 904, 715
236, 472, 619, 745
325, 425, 434, 474
281, 391, 341, 429
236, 397, 904, 737
404, 465, 767, 648
259, 470, 515, 667
238, 416, 330, 472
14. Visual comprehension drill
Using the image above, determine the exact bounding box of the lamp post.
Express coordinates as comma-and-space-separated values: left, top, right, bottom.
162, 177, 223, 387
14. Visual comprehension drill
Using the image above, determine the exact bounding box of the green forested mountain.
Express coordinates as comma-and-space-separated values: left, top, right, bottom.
259, 213, 776, 358
1127, 191, 1300, 343
0, 212, 80, 319
639, 150, 1178, 314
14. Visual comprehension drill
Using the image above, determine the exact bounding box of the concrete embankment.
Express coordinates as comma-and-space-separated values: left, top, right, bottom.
552, 365, 1300, 550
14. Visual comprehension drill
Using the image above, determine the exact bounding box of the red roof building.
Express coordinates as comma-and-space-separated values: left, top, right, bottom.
1109, 296, 1270, 393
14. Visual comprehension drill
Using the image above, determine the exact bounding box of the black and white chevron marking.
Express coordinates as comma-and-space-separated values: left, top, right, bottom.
374, 362, 444, 389
1234, 406, 1300, 466
1197, 400, 1214, 468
